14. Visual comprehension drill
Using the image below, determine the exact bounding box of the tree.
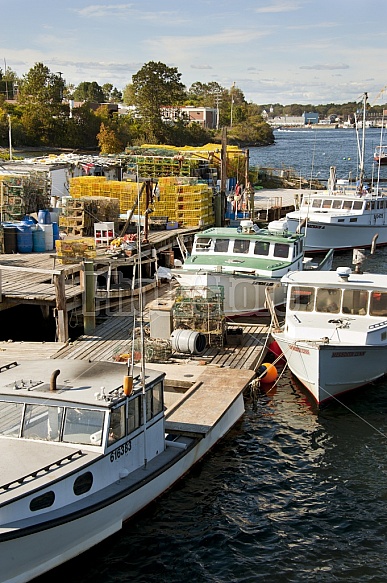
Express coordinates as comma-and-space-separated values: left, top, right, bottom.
73, 81, 105, 103
97, 122, 123, 154
131, 61, 186, 142
18, 63, 64, 105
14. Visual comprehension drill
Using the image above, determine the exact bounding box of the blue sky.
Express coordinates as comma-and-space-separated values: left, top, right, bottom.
1, 0, 386, 105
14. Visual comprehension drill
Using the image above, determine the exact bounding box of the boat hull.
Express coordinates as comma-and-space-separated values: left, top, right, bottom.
272, 335, 387, 404
286, 217, 387, 252
0, 395, 244, 583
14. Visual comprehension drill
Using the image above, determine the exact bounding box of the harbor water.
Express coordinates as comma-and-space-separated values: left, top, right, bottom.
37, 129, 387, 583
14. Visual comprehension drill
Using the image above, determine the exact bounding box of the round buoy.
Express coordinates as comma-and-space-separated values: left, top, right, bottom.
258, 363, 278, 383
268, 340, 282, 358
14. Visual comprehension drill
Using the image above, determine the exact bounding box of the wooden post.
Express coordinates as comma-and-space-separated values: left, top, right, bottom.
54, 272, 68, 342
83, 260, 96, 335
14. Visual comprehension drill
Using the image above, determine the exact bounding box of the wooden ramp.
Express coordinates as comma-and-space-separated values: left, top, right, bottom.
165, 367, 256, 436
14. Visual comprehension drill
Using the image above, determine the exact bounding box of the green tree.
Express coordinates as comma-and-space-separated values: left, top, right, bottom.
131, 61, 186, 142
73, 81, 105, 103
18, 63, 64, 105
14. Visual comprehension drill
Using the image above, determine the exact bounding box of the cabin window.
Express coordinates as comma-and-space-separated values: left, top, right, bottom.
214, 239, 229, 253
289, 286, 315, 312
353, 201, 363, 210
62, 408, 105, 446
322, 199, 331, 208
127, 395, 141, 434
370, 291, 387, 317
332, 200, 342, 209
108, 404, 126, 445
349, 218, 358, 222
273, 243, 289, 259
0, 402, 24, 437
22, 404, 64, 442
146, 383, 164, 422
195, 237, 211, 252
316, 288, 341, 313
342, 289, 369, 315
30, 491, 55, 512
254, 241, 270, 256
73, 472, 93, 496
343, 200, 352, 210
233, 239, 250, 254
312, 199, 322, 208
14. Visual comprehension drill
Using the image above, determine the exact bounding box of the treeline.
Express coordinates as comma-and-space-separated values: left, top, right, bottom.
1, 61, 384, 154
0, 61, 274, 153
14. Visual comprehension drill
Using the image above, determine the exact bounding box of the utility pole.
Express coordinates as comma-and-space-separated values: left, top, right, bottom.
7, 115, 12, 161
230, 82, 235, 128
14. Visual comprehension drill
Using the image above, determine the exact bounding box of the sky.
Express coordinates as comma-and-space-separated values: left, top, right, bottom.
1, 0, 387, 106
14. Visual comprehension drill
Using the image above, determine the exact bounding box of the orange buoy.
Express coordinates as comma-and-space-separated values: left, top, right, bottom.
258, 363, 278, 383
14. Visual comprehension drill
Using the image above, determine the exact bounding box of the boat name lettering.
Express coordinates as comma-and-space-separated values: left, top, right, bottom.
308, 225, 325, 230
253, 281, 274, 286
289, 344, 310, 354
110, 440, 132, 462
331, 351, 366, 358
374, 213, 383, 219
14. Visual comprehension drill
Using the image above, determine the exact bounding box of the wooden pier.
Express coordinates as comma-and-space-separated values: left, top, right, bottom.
0, 227, 198, 343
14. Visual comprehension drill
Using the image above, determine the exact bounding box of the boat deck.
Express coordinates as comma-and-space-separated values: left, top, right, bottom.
165, 367, 255, 436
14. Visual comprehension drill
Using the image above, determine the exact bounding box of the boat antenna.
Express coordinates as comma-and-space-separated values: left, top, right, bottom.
136, 171, 147, 468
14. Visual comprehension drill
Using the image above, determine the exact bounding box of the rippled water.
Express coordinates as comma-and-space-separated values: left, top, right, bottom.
249, 127, 387, 185
37, 131, 387, 583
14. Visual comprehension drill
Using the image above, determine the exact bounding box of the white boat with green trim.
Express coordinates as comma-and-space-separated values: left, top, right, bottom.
172, 220, 333, 317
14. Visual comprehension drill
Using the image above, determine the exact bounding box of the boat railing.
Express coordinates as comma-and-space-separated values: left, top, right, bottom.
0, 450, 84, 493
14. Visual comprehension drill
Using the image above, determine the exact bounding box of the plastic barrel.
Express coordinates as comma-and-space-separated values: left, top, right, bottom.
52, 222, 60, 244
16, 224, 33, 253
38, 209, 52, 224
170, 329, 206, 355
32, 226, 46, 252
41, 223, 53, 251
3, 224, 17, 253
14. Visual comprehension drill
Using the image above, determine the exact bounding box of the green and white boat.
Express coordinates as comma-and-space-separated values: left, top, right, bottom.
172, 220, 333, 317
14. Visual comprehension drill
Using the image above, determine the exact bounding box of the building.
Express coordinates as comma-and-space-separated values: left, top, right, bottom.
161, 106, 218, 129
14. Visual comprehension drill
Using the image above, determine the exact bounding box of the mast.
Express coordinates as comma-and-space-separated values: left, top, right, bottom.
359, 92, 367, 191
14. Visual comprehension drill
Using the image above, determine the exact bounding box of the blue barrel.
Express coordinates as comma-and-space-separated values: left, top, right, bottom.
52, 222, 59, 244
38, 209, 52, 224
22, 215, 37, 228
32, 227, 46, 252
16, 224, 33, 253
3, 224, 17, 253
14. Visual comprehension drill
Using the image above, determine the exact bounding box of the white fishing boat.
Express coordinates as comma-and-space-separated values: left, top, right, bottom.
271, 267, 387, 405
172, 220, 333, 317
0, 357, 254, 583
271, 93, 387, 253
374, 145, 387, 165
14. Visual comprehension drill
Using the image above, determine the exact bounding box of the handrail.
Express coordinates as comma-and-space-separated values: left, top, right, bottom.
0, 450, 84, 493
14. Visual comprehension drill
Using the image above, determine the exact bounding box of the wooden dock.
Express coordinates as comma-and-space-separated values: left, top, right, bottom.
0, 227, 198, 343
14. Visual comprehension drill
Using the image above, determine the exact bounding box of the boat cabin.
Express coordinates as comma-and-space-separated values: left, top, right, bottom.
0, 361, 165, 453
192, 226, 304, 264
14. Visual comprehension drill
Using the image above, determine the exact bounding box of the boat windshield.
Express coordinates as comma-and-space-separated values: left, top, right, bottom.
233, 239, 250, 254
370, 291, 387, 316
289, 286, 315, 312
254, 241, 270, 256
214, 239, 229, 253
316, 288, 341, 313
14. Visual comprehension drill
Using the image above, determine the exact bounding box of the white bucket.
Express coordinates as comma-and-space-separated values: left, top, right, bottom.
170, 329, 206, 355
40, 223, 53, 251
